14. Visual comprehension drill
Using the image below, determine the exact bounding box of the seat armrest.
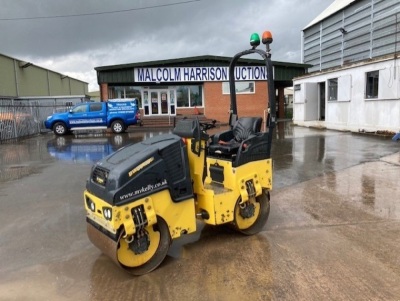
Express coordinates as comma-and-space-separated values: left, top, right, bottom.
237, 132, 265, 154
234, 132, 270, 166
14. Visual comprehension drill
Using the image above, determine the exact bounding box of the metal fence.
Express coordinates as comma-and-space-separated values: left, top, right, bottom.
0, 98, 85, 142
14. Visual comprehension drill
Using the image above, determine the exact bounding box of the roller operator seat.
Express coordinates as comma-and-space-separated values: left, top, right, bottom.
208, 117, 263, 156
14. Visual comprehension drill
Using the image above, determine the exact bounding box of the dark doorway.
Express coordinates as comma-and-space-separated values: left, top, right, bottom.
319, 82, 325, 121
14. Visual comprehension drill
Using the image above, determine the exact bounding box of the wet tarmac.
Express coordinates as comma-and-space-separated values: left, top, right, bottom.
0, 122, 399, 301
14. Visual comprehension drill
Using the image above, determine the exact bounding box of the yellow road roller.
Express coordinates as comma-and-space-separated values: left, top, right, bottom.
84, 31, 276, 275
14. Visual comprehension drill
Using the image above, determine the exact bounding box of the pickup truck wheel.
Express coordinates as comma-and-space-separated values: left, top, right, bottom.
111, 120, 125, 133
53, 122, 67, 136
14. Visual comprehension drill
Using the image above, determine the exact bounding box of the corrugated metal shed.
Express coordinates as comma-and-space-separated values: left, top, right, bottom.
0, 52, 88, 97
303, 0, 400, 72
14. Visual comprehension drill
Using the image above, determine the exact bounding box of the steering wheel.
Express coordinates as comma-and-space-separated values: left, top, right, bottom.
199, 120, 217, 132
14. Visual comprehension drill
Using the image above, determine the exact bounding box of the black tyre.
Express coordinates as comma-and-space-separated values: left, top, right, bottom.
232, 190, 270, 235
111, 120, 125, 134
53, 122, 68, 136
117, 216, 171, 275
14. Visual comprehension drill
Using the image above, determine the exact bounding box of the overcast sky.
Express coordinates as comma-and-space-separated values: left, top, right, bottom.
0, 0, 333, 91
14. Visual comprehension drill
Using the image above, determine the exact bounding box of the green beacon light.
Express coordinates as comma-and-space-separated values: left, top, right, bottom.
250, 33, 260, 48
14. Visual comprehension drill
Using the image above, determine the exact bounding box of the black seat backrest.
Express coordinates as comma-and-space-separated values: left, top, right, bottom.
233, 117, 262, 141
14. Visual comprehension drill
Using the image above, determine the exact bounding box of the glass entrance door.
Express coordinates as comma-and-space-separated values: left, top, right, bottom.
150, 90, 169, 115
150, 91, 159, 115
150, 90, 168, 115
160, 91, 168, 114
142, 89, 176, 116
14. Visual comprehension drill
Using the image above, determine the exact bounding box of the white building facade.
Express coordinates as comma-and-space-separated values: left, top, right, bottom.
293, 0, 400, 133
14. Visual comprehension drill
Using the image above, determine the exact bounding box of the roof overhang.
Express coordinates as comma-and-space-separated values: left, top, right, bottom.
303, 0, 357, 30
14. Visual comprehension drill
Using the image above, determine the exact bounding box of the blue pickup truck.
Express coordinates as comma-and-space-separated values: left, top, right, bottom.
44, 99, 141, 135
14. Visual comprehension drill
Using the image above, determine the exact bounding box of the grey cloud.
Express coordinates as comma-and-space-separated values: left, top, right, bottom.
0, 0, 332, 90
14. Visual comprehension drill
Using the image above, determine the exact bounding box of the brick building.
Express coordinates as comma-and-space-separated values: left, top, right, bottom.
95, 56, 308, 125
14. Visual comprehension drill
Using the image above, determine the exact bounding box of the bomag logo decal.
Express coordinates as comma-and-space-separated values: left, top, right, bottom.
128, 157, 154, 177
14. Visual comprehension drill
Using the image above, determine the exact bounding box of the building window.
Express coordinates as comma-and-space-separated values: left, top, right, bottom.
328, 78, 338, 101
190, 85, 202, 107
222, 81, 255, 94
125, 87, 142, 106
366, 71, 379, 99
177, 86, 189, 107
177, 85, 203, 108
284, 94, 293, 105
109, 86, 143, 106
109, 85, 202, 109
114, 86, 125, 98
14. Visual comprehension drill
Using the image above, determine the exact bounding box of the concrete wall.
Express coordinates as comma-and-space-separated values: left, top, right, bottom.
293, 56, 400, 132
